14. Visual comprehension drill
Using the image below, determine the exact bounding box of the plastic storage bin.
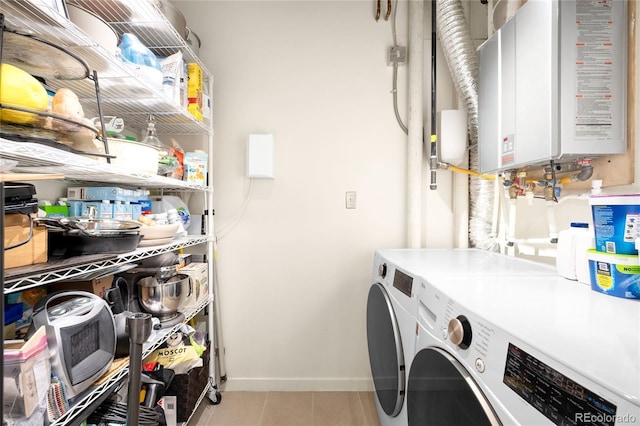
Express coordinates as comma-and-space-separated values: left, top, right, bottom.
587, 249, 640, 299
3, 326, 51, 420
590, 194, 640, 255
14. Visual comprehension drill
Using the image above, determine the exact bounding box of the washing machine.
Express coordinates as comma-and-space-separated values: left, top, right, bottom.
408, 256, 640, 425
367, 249, 559, 426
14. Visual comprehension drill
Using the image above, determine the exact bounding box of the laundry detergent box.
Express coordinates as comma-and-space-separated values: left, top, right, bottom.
590, 194, 640, 255
179, 262, 208, 308
586, 249, 640, 299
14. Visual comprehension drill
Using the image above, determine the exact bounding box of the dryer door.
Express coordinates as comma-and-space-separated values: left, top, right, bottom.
366, 282, 405, 417
408, 347, 501, 425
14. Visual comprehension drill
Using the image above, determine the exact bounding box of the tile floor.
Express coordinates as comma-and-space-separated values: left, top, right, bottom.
191, 391, 381, 426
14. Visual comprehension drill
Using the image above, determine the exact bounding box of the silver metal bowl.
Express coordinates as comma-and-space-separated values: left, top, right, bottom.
136, 273, 191, 316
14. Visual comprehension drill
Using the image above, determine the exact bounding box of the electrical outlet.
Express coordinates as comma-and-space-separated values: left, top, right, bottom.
387, 46, 406, 66
345, 191, 357, 209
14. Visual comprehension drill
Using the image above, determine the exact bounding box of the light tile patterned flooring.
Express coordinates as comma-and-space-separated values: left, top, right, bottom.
192, 391, 381, 426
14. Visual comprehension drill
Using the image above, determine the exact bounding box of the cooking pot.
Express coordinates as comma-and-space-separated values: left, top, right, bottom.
185, 27, 201, 56
48, 232, 142, 257
150, 0, 187, 40
137, 273, 191, 316
105, 137, 160, 175
87, 116, 160, 174
36, 217, 142, 257
67, 4, 119, 55
35, 217, 141, 236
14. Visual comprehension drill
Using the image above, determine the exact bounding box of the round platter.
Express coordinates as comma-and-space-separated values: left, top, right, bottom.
0, 105, 103, 155
2, 30, 90, 80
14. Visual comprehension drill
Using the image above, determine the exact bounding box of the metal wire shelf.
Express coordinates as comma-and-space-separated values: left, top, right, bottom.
0, 0, 212, 135
0, 1, 219, 422
3, 235, 211, 293
0, 138, 213, 191
47, 295, 214, 426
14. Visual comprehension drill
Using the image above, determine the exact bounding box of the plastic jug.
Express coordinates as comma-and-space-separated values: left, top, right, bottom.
118, 33, 163, 87
118, 33, 161, 71
556, 222, 594, 282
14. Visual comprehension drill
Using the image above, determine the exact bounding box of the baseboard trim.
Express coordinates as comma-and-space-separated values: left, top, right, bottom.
222, 378, 375, 392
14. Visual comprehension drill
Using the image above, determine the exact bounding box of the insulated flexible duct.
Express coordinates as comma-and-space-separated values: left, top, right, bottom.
436, 0, 496, 250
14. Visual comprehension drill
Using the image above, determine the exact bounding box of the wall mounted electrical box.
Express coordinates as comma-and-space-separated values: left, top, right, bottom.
478, 0, 627, 174
247, 134, 275, 179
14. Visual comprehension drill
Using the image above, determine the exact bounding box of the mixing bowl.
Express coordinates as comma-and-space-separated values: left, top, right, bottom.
137, 273, 191, 316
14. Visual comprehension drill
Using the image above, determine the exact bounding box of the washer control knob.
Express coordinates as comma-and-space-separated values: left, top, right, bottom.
447, 315, 472, 349
378, 263, 387, 278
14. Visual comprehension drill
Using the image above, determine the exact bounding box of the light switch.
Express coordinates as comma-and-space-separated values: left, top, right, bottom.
346, 191, 356, 209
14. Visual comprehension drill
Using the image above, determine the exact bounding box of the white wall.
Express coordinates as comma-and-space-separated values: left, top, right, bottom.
176, 0, 461, 391
175, 0, 637, 391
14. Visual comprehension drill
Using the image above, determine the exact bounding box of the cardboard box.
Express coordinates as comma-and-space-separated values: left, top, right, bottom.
67, 200, 83, 217
187, 62, 203, 122
112, 202, 127, 220
179, 262, 208, 308
67, 186, 133, 202
3, 326, 51, 419
81, 201, 113, 219
40, 205, 69, 217
4, 213, 47, 269
48, 274, 115, 298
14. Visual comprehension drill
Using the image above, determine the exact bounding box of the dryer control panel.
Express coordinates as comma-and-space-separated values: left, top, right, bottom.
441, 298, 496, 373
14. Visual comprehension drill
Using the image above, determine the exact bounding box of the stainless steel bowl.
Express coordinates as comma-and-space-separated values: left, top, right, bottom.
136, 273, 191, 316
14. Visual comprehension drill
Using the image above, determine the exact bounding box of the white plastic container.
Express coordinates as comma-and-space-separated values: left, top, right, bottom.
556, 222, 593, 281
107, 138, 159, 175
575, 231, 595, 285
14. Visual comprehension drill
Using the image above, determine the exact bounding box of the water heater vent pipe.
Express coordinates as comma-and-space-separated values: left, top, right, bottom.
407, 0, 424, 248
436, 0, 496, 250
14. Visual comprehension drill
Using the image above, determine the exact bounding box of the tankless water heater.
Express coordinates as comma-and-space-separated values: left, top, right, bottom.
478, 0, 627, 174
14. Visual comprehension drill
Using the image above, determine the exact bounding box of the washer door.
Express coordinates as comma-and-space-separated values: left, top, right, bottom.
366, 282, 405, 417
408, 347, 501, 425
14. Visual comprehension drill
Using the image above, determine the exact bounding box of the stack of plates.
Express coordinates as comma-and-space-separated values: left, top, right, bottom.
137, 223, 179, 247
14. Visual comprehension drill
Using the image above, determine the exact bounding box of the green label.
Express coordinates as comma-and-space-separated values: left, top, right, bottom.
615, 264, 640, 275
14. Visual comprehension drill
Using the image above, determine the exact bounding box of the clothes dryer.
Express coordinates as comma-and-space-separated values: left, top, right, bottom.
367, 249, 558, 426
408, 257, 640, 425
367, 252, 420, 426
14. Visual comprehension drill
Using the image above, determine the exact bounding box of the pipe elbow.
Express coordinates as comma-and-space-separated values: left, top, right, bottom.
577, 165, 594, 181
